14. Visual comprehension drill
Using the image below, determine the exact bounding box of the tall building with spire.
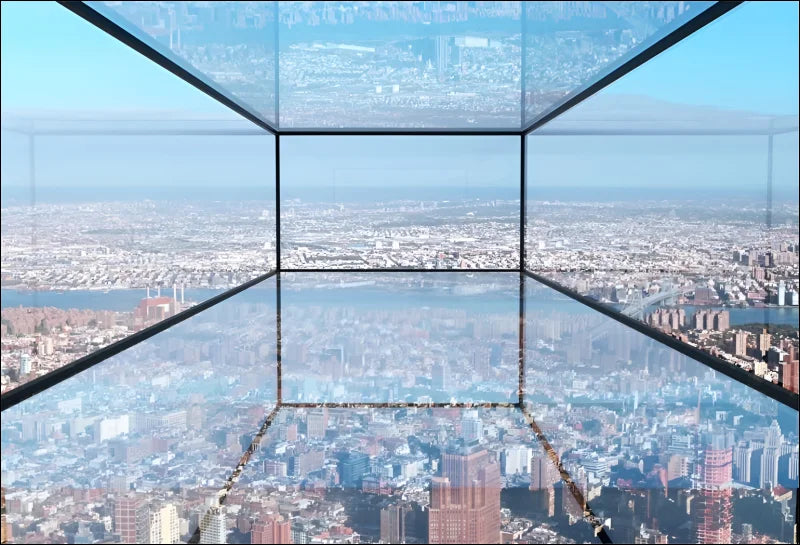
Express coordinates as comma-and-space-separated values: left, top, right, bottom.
694, 431, 733, 544
428, 440, 501, 544
759, 420, 782, 489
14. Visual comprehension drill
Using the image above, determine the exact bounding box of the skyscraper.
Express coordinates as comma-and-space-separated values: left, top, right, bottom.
380, 503, 410, 544
429, 441, 501, 544
502, 445, 530, 476
307, 408, 328, 440
734, 330, 749, 356
435, 35, 450, 82
694, 432, 733, 544
337, 452, 370, 487
200, 505, 226, 544
19, 353, 31, 377
461, 410, 482, 443
759, 420, 782, 489
758, 328, 772, 357
115, 496, 149, 544
733, 441, 754, 484
251, 514, 292, 544
149, 503, 180, 544
432, 361, 448, 390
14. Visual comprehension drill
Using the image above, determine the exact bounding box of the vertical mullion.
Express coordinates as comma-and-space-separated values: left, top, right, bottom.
519, 133, 527, 407
274, 0, 280, 128
275, 132, 282, 405
520, 2, 527, 129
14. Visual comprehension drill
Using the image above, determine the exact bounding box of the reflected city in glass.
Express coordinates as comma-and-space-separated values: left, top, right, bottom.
523, 278, 798, 544
1, 4, 277, 393
89, 1, 715, 129
1, 2, 797, 545
525, 1, 799, 396
230, 407, 597, 544
281, 273, 520, 404
1, 277, 278, 544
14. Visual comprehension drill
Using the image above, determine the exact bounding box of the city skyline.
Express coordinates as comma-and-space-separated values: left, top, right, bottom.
1, 2, 798, 544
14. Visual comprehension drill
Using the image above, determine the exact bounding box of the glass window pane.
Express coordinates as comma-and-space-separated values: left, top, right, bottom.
524, 276, 799, 544
88, 1, 278, 125
229, 407, 599, 544
281, 272, 520, 404
0, 277, 278, 544
281, 136, 519, 270
1, 2, 276, 395
522, 1, 715, 125
278, 1, 522, 129
524, 1, 799, 395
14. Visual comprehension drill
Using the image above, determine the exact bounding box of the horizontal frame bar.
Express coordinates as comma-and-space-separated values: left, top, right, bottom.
531, 127, 799, 137
277, 128, 522, 136
5, 125, 795, 138
0, 127, 269, 137
280, 268, 520, 273
58, 2, 278, 136
1, 269, 278, 412
281, 402, 519, 409
522, 1, 743, 136
523, 270, 798, 409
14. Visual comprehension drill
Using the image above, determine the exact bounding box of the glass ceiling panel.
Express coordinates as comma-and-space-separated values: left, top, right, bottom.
277, 1, 522, 129
88, 1, 278, 126
86, 1, 719, 130
523, 1, 715, 127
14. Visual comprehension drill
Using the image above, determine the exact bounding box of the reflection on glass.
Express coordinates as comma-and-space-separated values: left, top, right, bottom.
229, 407, 598, 544
524, 278, 799, 544
522, 1, 714, 124
0, 2, 276, 394
0, 277, 277, 544
89, 1, 278, 124
278, 1, 521, 129
89, 2, 720, 130
524, 1, 799, 394
281, 272, 519, 404
281, 136, 519, 269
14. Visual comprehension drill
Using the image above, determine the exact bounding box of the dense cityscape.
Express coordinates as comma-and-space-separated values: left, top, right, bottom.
1, 276, 796, 544
526, 197, 800, 394
1, 1, 797, 544
98, 1, 700, 128
3, 193, 797, 395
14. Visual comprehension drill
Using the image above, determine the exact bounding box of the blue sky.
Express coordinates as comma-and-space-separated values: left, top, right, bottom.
0, 1, 797, 196
609, 1, 799, 116
0, 1, 229, 114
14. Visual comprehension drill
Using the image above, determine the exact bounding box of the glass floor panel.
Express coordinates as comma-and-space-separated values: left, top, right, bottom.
227, 406, 599, 544
1, 273, 796, 544
281, 272, 520, 405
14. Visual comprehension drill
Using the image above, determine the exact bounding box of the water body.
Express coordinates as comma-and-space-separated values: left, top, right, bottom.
4, 285, 797, 326
0, 288, 226, 312
1, 280, 520, 314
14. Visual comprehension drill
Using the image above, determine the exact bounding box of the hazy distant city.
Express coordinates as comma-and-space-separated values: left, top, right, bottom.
1, 1, 798, 544
2, 192, 796, 395
95, 0, 701, 128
